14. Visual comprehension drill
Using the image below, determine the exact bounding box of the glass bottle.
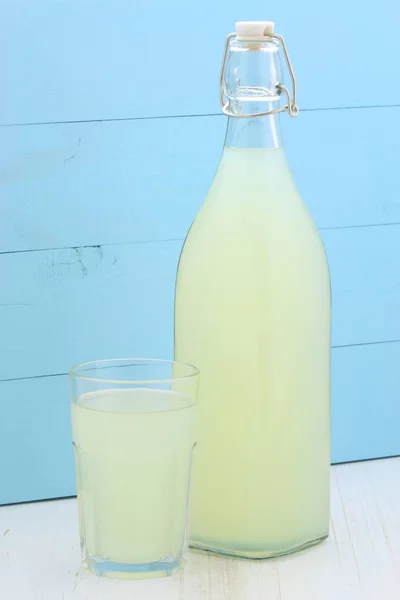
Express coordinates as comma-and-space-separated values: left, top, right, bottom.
175, 21, 331, 558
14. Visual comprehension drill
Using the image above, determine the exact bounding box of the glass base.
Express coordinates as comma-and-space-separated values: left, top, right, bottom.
190, 533, 329, 560
85, 555, 183, 579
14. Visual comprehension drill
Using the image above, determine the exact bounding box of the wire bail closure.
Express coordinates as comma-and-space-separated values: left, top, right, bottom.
219, 32, 299, 119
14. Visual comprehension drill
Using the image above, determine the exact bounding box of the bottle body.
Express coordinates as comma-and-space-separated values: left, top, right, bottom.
175, 144, 330, 557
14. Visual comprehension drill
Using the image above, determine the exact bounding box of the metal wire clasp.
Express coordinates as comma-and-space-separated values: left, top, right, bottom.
219, 32, 299, 119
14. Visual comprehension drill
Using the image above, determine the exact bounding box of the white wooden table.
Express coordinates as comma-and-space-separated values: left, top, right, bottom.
1, 458, 399, 600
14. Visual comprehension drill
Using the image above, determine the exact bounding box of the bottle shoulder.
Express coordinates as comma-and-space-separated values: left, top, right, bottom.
183, 181, 321, 249
178, 147, 329, 266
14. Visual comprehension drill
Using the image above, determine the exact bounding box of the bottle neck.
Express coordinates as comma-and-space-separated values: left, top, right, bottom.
224, 107, 282, 150
222, 36, 285, 150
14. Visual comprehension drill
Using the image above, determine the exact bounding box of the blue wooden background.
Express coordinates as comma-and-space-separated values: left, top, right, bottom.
1, 1, 399, 505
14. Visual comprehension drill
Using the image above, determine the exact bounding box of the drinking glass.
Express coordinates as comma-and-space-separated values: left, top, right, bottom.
70, 358, 198, 579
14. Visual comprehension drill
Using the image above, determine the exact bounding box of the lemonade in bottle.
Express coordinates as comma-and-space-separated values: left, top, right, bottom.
175, 21, 331, 558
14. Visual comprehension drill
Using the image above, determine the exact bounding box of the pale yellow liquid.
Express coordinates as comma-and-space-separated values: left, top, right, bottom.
72, 388, 195, 573
175, 147, 331, 557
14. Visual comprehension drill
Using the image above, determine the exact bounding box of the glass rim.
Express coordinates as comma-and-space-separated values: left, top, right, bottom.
69, 358, 199, 385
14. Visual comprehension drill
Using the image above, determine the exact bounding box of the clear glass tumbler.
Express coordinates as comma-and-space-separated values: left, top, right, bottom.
70, 358, 198, 579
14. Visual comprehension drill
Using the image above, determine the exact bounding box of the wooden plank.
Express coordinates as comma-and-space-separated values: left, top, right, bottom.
0, 241, 181, 381
1, 343, 399, 504
323, 224, 400, 347
1, 1, 400, 124
331, 342, 400, 463
0, 117, 224, 252
1, 223, 399, 381
286, 107, 400, 231
1, 460, 399, 598
0, 375, 74, 505
1, 108, 400, 254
